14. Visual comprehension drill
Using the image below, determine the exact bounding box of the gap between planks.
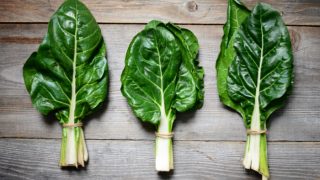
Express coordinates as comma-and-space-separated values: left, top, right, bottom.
0, 137, 319, 143
0, 22, 319, 28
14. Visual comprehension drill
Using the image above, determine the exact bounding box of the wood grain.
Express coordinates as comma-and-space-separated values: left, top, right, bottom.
0, 0, 319, 26
0, 1, 319, 179
0, 24, 319, 141
0, 139, 319, 180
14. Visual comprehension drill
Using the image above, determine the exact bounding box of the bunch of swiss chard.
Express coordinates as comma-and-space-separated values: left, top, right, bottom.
23, 0, 108, 167
121, 20, 204, 171
216, 0, 293, 179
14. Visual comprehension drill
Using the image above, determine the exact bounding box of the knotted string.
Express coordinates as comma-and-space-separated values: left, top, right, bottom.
246, 129, 267, 135
155, 132, 174, 139
62, 122, 83, 128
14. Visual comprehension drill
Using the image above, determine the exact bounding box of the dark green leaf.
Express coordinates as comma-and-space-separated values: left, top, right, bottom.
121, 20, 204, 126
216, 0, 250, 121
23, 0, 108, 124
166, 23, 204, 112
227, 3, 293, 126
216, 2, 294, 177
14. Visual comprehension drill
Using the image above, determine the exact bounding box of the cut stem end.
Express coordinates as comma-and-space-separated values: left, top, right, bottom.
243, 134, 269, 179
60, 127, 88, 168
155, 136, 173, 172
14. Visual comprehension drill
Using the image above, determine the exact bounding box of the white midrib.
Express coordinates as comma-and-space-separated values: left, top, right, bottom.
246, 14, 265, 172
154, 40, 168, 133
66, 2, 78, 165
154, 38, 172, 171
69, 12, 78, 136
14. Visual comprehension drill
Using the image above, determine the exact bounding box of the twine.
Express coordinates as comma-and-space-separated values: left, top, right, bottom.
155, 132, 174, 139
246, 129, 267, 135
62, 122, 83, 128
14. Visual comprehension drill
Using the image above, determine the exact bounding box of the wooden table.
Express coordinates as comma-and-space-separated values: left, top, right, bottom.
0, 0, 319, 179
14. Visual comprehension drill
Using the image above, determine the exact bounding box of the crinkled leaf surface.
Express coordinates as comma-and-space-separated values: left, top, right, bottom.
121, 20, 204, 126
227, 3, 293, 127
216, 0, 250, 120
166, 23, 204, 112
23, 0, 108, 124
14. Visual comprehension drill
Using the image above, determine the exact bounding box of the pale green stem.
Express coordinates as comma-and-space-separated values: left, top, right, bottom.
60, 127, 88, 167
155, 105, 173, 171
242, 99, 269, 178
242, 18, 270, 178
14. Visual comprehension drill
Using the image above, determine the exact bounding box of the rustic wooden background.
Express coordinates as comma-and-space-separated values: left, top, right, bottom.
0, 0, 319, 179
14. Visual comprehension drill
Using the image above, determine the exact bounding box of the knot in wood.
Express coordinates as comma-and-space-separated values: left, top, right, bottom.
289, 29, 301, 52
187, 1, 198, 12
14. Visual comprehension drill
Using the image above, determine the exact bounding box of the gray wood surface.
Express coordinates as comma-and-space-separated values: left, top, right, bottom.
0, 139, 319, 180
0, 0, 319, 25
0, 0, 319, 179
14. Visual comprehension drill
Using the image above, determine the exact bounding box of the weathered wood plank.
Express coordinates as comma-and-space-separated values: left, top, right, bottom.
0, 0, 319, 26
0, 24, 319, 141
0, 139, 319, 180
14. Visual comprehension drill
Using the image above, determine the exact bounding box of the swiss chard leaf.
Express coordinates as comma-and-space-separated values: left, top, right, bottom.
22, 0, 108, 167
166, 23, 204, 112
121, 20, 204, 171
216, 0, 250, 120
227, 3, 293, 127
121, 21, 181, 125
217, 2, 294, 178
121, 20, 203, 126
23, 0, 108, 124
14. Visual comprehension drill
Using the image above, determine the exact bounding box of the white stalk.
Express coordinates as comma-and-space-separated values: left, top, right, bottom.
63, 3, 79, 167
243, 20, 265, 173
154, 36, 173, 171
66, 11, 78, 166
65, 128, 76, 166
77, 127, 88, 167
64, 38, 78, 166
81, 128, 89, 162
155, 104, 173, 171
243, 98, 261, 171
